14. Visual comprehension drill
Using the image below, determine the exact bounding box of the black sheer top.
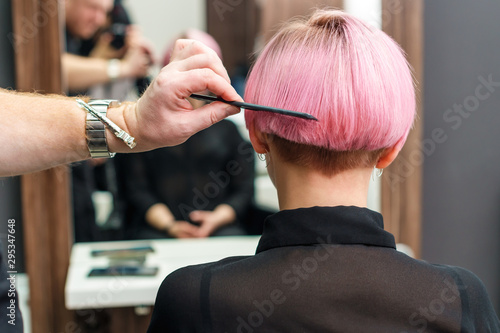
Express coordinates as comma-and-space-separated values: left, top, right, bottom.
147, 206, 500, 332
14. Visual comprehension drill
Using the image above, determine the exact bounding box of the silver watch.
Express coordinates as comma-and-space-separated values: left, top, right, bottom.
107, 59, 121, 81
86, 100, 118, 158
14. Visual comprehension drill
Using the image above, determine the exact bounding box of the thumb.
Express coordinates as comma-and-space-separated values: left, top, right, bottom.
197, 224, 212, 238
189, 210, 207, 222
99, 33, 113, 45
184, 102, 240, 134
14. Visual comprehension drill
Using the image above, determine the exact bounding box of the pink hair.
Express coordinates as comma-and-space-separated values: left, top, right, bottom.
163, 29, 223, 67
245, 10, 416, 151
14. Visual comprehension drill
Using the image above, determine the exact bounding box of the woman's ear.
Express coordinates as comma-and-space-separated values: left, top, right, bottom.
247, 119, 269, 154
376, 145, 401, 169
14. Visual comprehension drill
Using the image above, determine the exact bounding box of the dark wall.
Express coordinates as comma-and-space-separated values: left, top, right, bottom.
0, 0, 25, 272
0, 0, 15, 86
423, 0, 500, 313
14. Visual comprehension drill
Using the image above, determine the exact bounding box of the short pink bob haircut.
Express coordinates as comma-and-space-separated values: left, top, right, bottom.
245, 10, 415, 156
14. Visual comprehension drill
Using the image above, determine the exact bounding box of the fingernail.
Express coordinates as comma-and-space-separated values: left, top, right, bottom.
226, 106, 240, 115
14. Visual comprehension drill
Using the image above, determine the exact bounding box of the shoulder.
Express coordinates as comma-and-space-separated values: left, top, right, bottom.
155, 264, 206, 309
156, 255, 252, 302
428, 263, 490, 299
147, 264, 206, 332
432, 264, 488, 294
432, 264, 500, 330
148, 256, 252, 332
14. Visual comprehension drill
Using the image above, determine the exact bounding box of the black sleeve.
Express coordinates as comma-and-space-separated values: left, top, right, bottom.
116, 154, 161, 220
450, 266, 500, 332
221, 122, 255, 221
147, 265, 205, 333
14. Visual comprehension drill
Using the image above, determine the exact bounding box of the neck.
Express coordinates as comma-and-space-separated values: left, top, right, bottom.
270, 158, 373, 211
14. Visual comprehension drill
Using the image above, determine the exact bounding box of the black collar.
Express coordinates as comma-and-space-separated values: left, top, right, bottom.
256, 206, 396, 254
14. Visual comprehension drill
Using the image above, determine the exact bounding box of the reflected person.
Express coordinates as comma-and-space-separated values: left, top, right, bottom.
119, 30, 254, 239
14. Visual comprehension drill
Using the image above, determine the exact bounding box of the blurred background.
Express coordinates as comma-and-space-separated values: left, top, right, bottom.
0, 0, 499, 332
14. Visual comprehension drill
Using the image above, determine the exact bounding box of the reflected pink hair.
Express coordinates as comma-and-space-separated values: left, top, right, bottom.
163, 29, 223, 66
245, 10, 416, 152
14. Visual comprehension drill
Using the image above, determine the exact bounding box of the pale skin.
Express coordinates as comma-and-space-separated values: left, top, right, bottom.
146, 203, 236, 238
63, 0, 153, 91
247, 120, 401, 210
143, 98, 237, 238
63, 46, 151, 91
0, 39, 242, 176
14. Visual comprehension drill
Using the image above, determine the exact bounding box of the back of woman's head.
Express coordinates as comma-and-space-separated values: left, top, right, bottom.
245, 10, 416, 173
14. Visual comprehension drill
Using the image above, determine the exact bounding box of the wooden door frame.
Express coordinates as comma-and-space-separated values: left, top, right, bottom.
11, 0, 74, 332
381, 0, 424, 258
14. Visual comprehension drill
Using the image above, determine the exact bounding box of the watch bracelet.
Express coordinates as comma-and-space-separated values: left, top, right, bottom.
86, 100, 117, 158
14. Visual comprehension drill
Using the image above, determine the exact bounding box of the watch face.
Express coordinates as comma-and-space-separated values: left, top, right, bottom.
89, 100, 118, 106
108, 101, 121, 108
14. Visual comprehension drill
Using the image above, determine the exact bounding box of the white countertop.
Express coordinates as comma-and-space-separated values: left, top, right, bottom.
65, 236, 261, 309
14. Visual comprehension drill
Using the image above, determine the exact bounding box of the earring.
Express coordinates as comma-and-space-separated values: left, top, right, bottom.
372, 167, 383, 181
257, 153, 266, 161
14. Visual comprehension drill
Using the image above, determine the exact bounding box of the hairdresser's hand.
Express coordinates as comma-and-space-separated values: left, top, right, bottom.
124, 26, 156, 66
108, 39, 242, 153
120, 45, 152, 79
89, 32, 126, 59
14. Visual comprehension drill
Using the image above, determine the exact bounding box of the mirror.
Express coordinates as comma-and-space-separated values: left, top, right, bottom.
66, 0, 387, 245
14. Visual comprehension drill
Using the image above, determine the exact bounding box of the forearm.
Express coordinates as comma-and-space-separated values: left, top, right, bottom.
0, 40, 242, 177
191, 204, 237, 238
0, 89, 87, 176
145, 203, 176, 231
212, 204, 237, 227
62, 50, 147, 91
63, 53, 111, 91
0, 89, 131, 176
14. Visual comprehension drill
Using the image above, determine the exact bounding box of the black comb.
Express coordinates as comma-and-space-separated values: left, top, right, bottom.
190, 94, 318, 121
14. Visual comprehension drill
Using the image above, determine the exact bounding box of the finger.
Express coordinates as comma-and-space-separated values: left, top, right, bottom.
140, 40, 156, 57
99, 33, 113, 45
174, 225, 198, 238
126, 35, 140, 48
169, 39, 190, 61
170, 39, 203, 62
196, 231, 210, 238
177, 69, 242, 103
189, 211, 200, 221
182, 227, 201, 238
197, 225, 213, 238
174, 53, 230, 84
126, 24, 141, 35
168, 40, 231, 83
170, 40, 221, 66
176, 57, 229, 85
179, 222, 200, 230
177, 233, 193, 239
189, 210, 207, 221
184, 101, 241, 132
